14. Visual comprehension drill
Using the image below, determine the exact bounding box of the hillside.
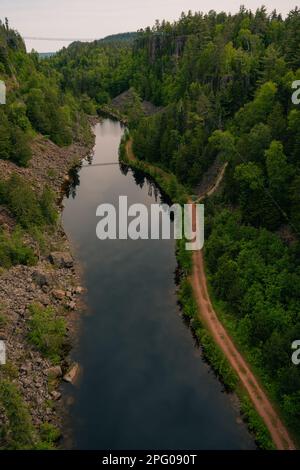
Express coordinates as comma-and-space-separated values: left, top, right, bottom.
0, 18, 94, 449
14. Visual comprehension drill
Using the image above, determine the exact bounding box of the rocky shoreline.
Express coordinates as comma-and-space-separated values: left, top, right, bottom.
0, 119, 97, 443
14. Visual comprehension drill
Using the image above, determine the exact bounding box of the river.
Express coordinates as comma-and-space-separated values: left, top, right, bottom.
61, 119, 255, 450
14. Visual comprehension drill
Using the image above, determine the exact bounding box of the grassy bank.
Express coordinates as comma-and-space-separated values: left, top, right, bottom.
119, 133, 188, 205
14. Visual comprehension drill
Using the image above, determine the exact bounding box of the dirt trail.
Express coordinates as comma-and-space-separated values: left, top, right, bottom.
191, 248, 295, 450
196, 162, 228, 202
125, 138, 296, 450
190, 165, 295, 450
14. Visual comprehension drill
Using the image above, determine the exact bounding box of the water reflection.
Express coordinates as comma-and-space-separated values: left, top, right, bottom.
61, 120, 256, 450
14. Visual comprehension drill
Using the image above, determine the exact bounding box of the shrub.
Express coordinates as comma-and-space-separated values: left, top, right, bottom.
10, 126, 32, 167
40, 186, 58, 225
240, 396, 275, 450
3, 174, 43, 227
176, 238, 193, 274
0, 229, 37, 268
0, 380, 36, 449
28, 304, 66, 364
37, 423, 61, 449
0, 175, 58, 228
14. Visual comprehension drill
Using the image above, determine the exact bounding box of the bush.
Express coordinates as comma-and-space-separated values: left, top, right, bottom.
0, 112, 32, 166
0, 175, 58, 228
28, 304, 66, 364
40, 186, 58, 225
37, 423, 61, 449
240, 396, 275, 449
176, 238, 193, 275
10, 126, 32, 166
0, 175, 43, 227
0, 380, 36, 449
196, 327, 238, 391
0, 229, 37, 268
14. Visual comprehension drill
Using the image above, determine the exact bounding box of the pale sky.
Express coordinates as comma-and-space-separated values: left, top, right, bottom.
1, 0, 298, 52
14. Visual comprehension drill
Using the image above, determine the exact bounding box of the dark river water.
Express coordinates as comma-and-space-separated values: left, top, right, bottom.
62, 119, 255, 450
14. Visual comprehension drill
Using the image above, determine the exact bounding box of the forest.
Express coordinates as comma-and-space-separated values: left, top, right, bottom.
0, 6, 300, 445
130, 8, 300, 440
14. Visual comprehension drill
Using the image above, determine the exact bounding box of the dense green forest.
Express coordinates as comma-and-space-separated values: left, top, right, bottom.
132, 8, 300, 440
0, 18, 94, 268
0, 19, 91, 155
49, 7, 300, 440
1, 7, 300, 445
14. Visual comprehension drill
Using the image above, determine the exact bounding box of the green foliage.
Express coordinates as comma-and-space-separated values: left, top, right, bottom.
0, 228, 37, 268
0, 378, 59, 449
113, 11, 300, 440
40, 186, 58, 225
0, 110, 32, 166
196, 328, 239, 392
0, 379, 36, 449
2, 6, 300, 447
0, 18, 91, 160
205, 208, 300, 438
240, 396, 275, 449
28, 303, 67, 364
37, 423, 61, 449
49, 40, 133, 104
0, 174, 57, 228
176, 238, 193, 275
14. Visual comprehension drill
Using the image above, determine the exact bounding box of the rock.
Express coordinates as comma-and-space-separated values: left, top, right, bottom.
50, 390, 61, 401
49, 252, 73, 269
75, 286, 84, 295
66, 301, 76, 310
46, 366, 62, 378
52, 289, 65, 300
63, 362, 80, 384
20, 363, 31, 373
0, 331, 7, 340
32, 270, 50, 287
41, 296, 50, 306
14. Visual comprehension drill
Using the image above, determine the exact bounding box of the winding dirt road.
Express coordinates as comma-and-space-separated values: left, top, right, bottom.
125, 139, 296, 450
191, 164, 295, 450
191, 248, 295, 450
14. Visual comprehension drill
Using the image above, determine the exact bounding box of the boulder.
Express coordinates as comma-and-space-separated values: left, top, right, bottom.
63, 362, 80, 384
52, 290, 65, 300
51, 390, 62, 401
75, 286, 85, 295
32, 270, 50, 287
46, 365, 62, 378
66, 301, 76, 310
49, 252, 73, 269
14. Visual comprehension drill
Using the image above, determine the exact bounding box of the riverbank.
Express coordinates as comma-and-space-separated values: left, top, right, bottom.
120, 134, 296, 451
61, 119, 255, 450
0, 120, 97, 449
